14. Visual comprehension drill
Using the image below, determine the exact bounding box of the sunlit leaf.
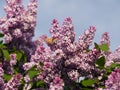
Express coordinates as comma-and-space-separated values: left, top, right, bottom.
3, 74, 12, 82
81, 79, 97, 87
99, 44, 109, 52
2, 49, 10, 60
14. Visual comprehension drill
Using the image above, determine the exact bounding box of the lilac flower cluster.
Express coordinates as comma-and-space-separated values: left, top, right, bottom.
49, 76, 64, 90
0, 0, 37, 53
27, 18, 101, 89
100, 32, 110, 46
77, 26, 96, 51
24, 16, 120, 89
105, 69, 120, 90
100, 32, 120, 67
0, 63, 4, 89
4, 74, 23, 90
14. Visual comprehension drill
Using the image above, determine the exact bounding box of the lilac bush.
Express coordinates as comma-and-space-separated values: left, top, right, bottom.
0, 0, 120, 90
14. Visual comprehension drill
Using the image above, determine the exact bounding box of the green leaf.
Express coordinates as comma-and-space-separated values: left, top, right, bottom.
81, 79, 97, 87
0, 40, 3, 44
39, 62, 44, 66
23, 55, 27, 62
94, 43, 100, 51
28, 70, 38, 79
99, 44, 109, 52
95, 56, 105, 69
81, 88, 94, 90
3, 74, 12, 82
0, 44, 6, 49
2, 49, 10, 60
112, 63, 120, 68
16, 52, 22, 61
64, 86, 71, 90
19, 80, 25, 90
28, 66, 38, 79
36, 80, 44, 87
0, 33, 4, 37
106, 63, 120, 73
14, 66, 19, 74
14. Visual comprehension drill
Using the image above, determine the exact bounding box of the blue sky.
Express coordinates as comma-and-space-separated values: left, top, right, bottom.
0, 0, 120, 51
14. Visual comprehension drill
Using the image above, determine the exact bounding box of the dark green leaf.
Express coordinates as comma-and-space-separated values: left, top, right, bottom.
14, 66, 19, 74
3, 74, 12, 82
81, 79, 97, 87
0, 33, 4, 37
0, 40, 3, 44
24, 55, 27, 62
95, 56, 105, 69
19, 79, 25, 90
2, 50, 10, 60
81, 88, 94, 90
36, 80, 44, 87
64, 86, 71, 90
94, 43, 100, 51
39, 62, 44, 66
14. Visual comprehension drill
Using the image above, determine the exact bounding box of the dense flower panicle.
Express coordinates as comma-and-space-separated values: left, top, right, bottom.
105, 52, 115, 67
65, 49, 100, 79
0, 0, 38, 56
48, 17, 75, 51
24, 75, 30, 83
0, 63, 4, 87
105, 69, 120, 90
49, 19, 60, 38
77, 26, 96, 51
23, 84, 31, 90
34, 36, 44, 46
4, 74, 23, 90
6, 0, 22, 5
29, 18, 103, 89
4, 33, 12, 44
4, 0, 24, 18
13, 28, 22, 38
52, 49, 65, 60
10, 54, 17, 66
114, 46, 120, 62
0, 63, 4, 77
100, 32, 110, 45
23, 62, 36, 71
49, 77, 64, 90
105, 46, 120, 67
30, 45, 57, 83
67, 70, 79, 81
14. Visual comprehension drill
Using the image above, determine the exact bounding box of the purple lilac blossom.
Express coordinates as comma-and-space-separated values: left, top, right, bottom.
105, 69, 120, 90
0, 0, 38, 56
4, 74, 23, 90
